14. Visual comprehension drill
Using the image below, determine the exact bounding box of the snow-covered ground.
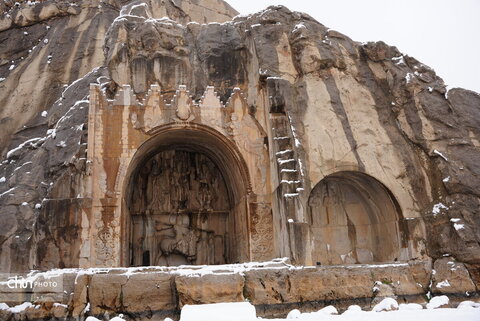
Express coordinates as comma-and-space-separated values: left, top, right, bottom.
80, 298, 480, 321
275, 306, 480, 321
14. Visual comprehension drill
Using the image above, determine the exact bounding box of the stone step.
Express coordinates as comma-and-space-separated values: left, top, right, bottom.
277, 159, 296, 171
271, 115, 304, 196
280, 168, 298, 181
273, 136, 291, 151
275, 149, 293, 156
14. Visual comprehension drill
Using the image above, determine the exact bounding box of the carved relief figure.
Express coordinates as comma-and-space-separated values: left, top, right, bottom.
147, 159, 163, 212
197, 155, 214, 211
130, 149, 230, 266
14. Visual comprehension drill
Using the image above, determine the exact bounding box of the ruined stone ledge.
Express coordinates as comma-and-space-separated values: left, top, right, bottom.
0, 259, 478, 320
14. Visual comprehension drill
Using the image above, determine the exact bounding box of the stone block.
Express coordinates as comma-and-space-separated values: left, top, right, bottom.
465, 263, 480, 290
408, 260, 432, 289
243, 267, 291, 304
290, 266, 372, 301
245, 266, 374, 304
122, 272, 176, 313
70, 273, 90, 317
89, 273, 128, 315
175, 273, 244, 307
432, 258, 476, 295
370, 263, 425, 296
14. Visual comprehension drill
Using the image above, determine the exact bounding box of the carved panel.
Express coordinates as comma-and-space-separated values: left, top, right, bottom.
249, 203, 274, 261
173, 85, 194, 122
94, 222, 116, 266
87, 84, 271, 267
130, 149, 231, 266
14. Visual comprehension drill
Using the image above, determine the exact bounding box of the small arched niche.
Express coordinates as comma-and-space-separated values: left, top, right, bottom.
122, 125, 251, 267
308, 171, 407, 265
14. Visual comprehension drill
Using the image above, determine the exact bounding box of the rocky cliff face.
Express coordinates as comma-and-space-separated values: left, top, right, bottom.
0, 0, 237, 157
0, 0, 479, 297
98, 4, 480, 268
0, 0, 237, 271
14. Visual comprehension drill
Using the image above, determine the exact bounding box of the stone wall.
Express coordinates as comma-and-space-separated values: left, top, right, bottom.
2, 259, 476, 321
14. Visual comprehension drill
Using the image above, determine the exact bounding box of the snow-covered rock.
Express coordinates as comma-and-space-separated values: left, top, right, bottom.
457, 300, 480, 309
372, 298, 399, 312
342, 305, 363, 315
399, 303, 423, 310
287, 309, 302, 319
426, 296, 449, 309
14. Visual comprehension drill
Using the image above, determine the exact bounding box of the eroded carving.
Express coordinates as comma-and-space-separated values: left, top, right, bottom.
130, 149, 231, 266
250, 203, 274, 261
95, 225, 115, 266
308, 172, 406, 265
174, 85, 194, 121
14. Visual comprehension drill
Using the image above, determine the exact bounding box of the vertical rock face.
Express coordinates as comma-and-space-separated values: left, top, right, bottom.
94, 3, 480, 270
0, 0, 238, 272
0, 0, 238, 157
0, 0, 478, 301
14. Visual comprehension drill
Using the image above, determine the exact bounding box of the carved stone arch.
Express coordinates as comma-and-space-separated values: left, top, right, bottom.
120, 123, 252, 266
307, 171, 410, 265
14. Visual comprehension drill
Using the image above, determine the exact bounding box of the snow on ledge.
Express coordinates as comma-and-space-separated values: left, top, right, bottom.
432, 203, 448, 216
0, 259, 427, 285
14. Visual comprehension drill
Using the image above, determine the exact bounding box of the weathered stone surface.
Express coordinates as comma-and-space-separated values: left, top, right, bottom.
89, 273, 128, 315
0, 309, 12, 320
175, 273, 245, 306
0, 65, 106, 272
123, 272, 176, 313
244, 267, 292, 304
432, 258, 476, 295
244, 263, 428, 306
52, 303, 69, 318
0, 262, 449, 320
0, 1, 116, 158
0, 0, 238, 275
465, 263, 480, 291
372, 283, 396, 304
88, 4, 479, 271
70, 273, 91, 317
408, 260, 433, 289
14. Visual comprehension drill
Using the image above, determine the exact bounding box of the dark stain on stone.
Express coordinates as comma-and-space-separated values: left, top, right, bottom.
354, 48, 431, 207
321, 69, 366, 171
